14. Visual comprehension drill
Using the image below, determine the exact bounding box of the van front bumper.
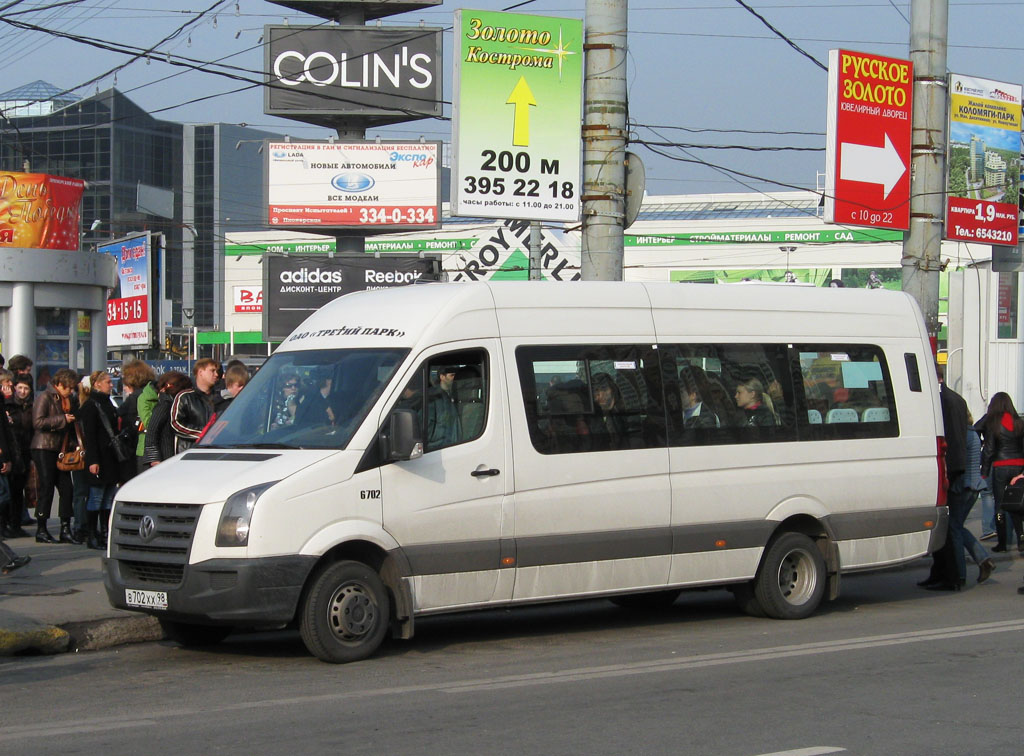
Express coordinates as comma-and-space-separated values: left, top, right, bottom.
103, 555, 318, 627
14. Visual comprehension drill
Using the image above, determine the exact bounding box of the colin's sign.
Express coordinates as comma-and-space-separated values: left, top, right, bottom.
264, 25, 442, 125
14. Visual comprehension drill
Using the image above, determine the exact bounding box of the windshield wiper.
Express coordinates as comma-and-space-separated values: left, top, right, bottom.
207, 442, 298, 450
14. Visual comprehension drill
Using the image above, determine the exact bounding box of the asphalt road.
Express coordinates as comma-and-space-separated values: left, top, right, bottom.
3, 561, 1023, 756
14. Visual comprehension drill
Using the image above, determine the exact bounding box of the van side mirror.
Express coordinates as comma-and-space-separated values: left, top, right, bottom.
386, 409, 423, 461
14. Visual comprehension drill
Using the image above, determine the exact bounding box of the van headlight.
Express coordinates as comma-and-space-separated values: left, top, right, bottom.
216, 482, 277, 547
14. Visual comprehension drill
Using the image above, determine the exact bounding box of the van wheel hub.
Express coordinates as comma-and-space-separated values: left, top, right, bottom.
328, 584, 376, 640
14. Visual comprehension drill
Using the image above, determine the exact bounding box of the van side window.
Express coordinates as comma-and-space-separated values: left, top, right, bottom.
905, 353, 922, 392
663, 344, 796, 446
797, 345, 898, 438
517, 345, 664, 455
394, 349, 488, 454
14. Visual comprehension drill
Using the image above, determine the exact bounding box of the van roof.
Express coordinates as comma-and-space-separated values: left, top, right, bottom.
274, 281, 926, 353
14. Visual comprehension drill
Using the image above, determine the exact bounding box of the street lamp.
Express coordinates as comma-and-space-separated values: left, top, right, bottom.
779, 245, 797, 281
235, 139, 265, 154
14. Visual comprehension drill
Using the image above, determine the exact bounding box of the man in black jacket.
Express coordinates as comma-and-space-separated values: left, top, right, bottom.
169, 358, 218, 453
919, 378, 969, 590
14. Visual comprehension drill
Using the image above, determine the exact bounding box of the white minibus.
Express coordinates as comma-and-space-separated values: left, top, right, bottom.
104, 282, 947, 662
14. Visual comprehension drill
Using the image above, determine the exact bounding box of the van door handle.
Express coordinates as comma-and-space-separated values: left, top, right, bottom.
471, 468, 500, 477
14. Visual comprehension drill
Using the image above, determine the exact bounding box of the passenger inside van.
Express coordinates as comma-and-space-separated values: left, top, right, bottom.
679, 365, 719, 429
543, 379, 590, 454
734, 377, 778, 427
589, 373, 630, 450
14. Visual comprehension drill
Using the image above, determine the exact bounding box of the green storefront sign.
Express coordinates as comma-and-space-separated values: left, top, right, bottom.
225, 239, 477, 256
628, 229, 904, 246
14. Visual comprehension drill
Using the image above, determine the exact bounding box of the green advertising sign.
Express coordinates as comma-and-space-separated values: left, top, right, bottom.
225, 239, 477, 256
628, 229, 904, 246
452, 10, 583, 223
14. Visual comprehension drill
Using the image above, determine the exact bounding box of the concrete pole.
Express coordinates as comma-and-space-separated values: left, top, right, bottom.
581, 0, 627, 281
902, 0, 948, 341
529, 222, 542, 280
9, 282, 35, 377
335, 124, 366, 255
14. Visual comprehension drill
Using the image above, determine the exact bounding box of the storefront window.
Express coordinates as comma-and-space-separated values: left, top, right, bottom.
77, 311, 91, 371
997, 272, 1018, 339
35, 308, 71, 388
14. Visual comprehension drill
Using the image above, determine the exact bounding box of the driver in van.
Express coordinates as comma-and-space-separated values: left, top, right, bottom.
426, 365, 461, 448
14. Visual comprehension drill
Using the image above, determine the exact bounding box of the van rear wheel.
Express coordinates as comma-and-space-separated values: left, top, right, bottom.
300, 560, 390, 663
752, 532, 826, 620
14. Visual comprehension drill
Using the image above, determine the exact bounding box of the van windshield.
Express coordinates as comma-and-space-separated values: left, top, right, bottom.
198, 347, 408, 450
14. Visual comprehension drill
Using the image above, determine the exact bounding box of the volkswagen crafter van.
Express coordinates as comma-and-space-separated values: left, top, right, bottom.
104, 282, 947, 663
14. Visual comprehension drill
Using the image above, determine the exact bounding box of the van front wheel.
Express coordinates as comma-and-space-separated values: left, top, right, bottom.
300, 560, 390, 663
753, 533, 826, 620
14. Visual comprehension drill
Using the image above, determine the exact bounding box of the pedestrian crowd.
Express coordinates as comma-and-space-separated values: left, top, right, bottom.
0, 355, 248, 575
920, 378, 1024, 595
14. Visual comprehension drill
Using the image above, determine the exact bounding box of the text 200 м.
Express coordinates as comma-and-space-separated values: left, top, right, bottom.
463, 150, 575, 199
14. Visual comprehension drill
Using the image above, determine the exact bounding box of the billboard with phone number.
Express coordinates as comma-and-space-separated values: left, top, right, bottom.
945, 74, 1022, 246
99, 233, 152, 349
267, 141, 441, 231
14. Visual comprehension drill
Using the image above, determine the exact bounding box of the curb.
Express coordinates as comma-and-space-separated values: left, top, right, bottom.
0, 623, 70, 656
61, 615, 165, 653
0, 615, 165, 657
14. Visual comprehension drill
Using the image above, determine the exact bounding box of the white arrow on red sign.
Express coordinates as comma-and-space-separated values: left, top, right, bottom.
839, 133, 907, 199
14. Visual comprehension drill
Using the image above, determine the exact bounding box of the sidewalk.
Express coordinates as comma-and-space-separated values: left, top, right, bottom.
0, 527, 163, 656
2, 520, 1021, 657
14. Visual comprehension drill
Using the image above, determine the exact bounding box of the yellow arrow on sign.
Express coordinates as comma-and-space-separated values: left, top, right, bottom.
506, 76, 537, 147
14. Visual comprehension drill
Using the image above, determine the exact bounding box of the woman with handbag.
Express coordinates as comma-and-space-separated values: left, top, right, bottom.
978, 392, 1024, 554
77, 371, 127, 550
30, 368, 81, 544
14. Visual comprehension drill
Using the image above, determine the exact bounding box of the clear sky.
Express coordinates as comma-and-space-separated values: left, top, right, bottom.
2, 0, 1023, 198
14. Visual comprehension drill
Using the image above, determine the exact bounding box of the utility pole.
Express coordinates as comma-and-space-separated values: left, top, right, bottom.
581, 0, 627, 281
902, 0, 948, 341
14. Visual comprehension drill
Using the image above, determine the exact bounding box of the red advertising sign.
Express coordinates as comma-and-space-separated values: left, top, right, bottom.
106, 295, 148, 326
233, 285, 263, 313
0, 172, 85, 250
825, 50, 912, 231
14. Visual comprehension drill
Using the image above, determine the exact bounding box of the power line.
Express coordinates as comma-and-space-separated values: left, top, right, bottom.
634, 138, 823, 152
730, 0, 827, 71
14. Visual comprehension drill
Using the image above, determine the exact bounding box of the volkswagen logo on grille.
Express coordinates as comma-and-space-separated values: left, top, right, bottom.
138, 515, 157, 542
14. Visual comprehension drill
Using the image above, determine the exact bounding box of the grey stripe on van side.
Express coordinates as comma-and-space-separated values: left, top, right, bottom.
403, 540, 501, 575
516, 528, 672, 568
671, 520, 778, 553
397, 509, 939, 576
824, 506, 941, 541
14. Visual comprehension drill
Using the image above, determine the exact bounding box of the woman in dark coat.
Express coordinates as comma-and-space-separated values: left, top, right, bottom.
77, 371, 123, 549
30, 368, 79, 544
117, 359, 156, 482
977, 392, 1024, 553
2, 374, 32, 537
142, 372, 193, 467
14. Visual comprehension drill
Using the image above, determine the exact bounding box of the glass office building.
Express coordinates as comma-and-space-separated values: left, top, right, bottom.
0, 82, 276, 374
